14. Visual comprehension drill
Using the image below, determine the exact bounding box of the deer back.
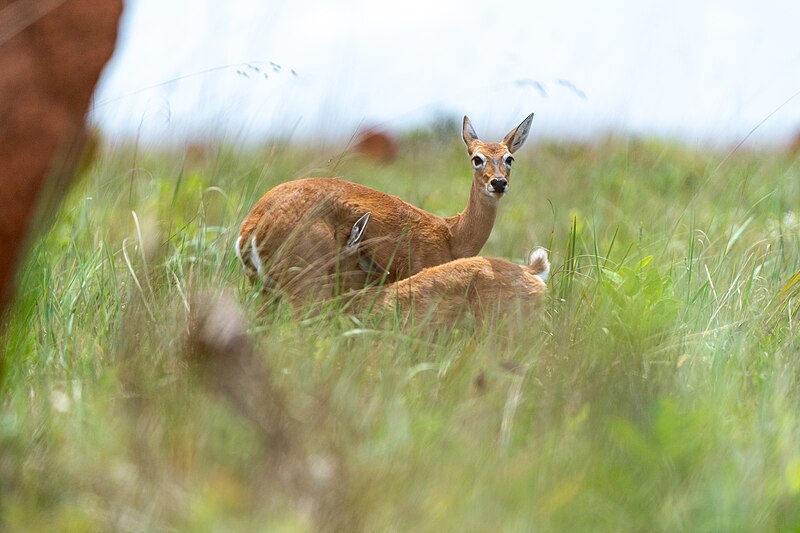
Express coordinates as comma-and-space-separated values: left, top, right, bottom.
238, 178, 457, 290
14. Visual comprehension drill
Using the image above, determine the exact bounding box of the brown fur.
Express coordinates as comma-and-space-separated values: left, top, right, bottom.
0, 0, 122, 314
238, 114, 534, 302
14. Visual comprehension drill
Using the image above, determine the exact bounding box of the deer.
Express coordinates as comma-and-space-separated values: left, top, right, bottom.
236, 113, 534, 302
341, 213, 550, 325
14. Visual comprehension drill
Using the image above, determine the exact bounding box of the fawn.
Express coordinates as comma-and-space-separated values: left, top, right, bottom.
342, 213, 549, 325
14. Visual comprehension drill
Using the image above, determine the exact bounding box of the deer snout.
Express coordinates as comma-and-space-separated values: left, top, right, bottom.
489, 178, 508, 193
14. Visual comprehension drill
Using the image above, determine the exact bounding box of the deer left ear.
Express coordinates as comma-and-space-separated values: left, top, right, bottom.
503, 113, 534, 153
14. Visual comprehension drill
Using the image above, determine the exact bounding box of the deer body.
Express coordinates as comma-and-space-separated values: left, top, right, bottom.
237, 114, 533, 301
344, 213, 549, 324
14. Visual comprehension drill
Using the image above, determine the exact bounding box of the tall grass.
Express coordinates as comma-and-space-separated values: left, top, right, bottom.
1, 130, 799, 530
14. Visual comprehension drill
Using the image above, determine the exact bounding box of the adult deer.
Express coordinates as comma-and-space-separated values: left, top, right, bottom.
236, 114, 534, 301
343, 213, 549, 325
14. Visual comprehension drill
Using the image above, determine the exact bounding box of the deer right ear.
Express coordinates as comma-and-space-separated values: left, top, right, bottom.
346, 212, 371, 252
462, 116, 479, 147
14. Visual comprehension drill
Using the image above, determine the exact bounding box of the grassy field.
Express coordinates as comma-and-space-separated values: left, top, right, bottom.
2, 122, 800, 531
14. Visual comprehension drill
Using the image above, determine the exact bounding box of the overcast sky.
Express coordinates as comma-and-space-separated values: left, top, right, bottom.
90, 0, 800, 147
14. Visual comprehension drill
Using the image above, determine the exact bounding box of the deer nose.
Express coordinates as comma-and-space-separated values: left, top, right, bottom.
490, 178, 508, 192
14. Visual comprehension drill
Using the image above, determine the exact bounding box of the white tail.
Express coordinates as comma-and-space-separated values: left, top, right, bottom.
527, 247, 550, 283
237, 114, 534, 302
344, 213, 548, 324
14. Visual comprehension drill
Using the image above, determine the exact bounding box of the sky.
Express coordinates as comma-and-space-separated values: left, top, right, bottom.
90, 0, 800, 148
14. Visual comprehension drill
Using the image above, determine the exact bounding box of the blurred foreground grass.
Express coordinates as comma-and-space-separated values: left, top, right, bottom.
1, 126, 800, 531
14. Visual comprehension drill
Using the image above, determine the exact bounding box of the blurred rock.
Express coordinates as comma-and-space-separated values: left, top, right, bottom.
0, 0, 122, 313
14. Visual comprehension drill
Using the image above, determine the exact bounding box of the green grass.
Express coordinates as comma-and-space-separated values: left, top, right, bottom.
2, 127, 800, 531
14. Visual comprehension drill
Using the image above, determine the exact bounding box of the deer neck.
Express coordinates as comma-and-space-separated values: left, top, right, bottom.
447, 181, 499, 258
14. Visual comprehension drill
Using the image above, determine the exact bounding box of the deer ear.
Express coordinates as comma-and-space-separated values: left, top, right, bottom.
347, 212, 370, 252
462, 115, 479, 147
503, 113, 534, 153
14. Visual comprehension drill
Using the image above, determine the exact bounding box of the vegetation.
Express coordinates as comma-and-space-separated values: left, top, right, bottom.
2, 126, 800, 531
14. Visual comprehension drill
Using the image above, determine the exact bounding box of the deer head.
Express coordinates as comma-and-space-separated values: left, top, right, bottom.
462, 114, 534, 201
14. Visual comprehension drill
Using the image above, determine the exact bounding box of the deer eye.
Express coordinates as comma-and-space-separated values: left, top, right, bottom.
504, 156, 514, 167
471, 156, 485, 168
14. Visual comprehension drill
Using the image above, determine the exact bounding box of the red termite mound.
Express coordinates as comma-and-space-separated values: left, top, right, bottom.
0, 0, 122, 314
353, 128, 398, 164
